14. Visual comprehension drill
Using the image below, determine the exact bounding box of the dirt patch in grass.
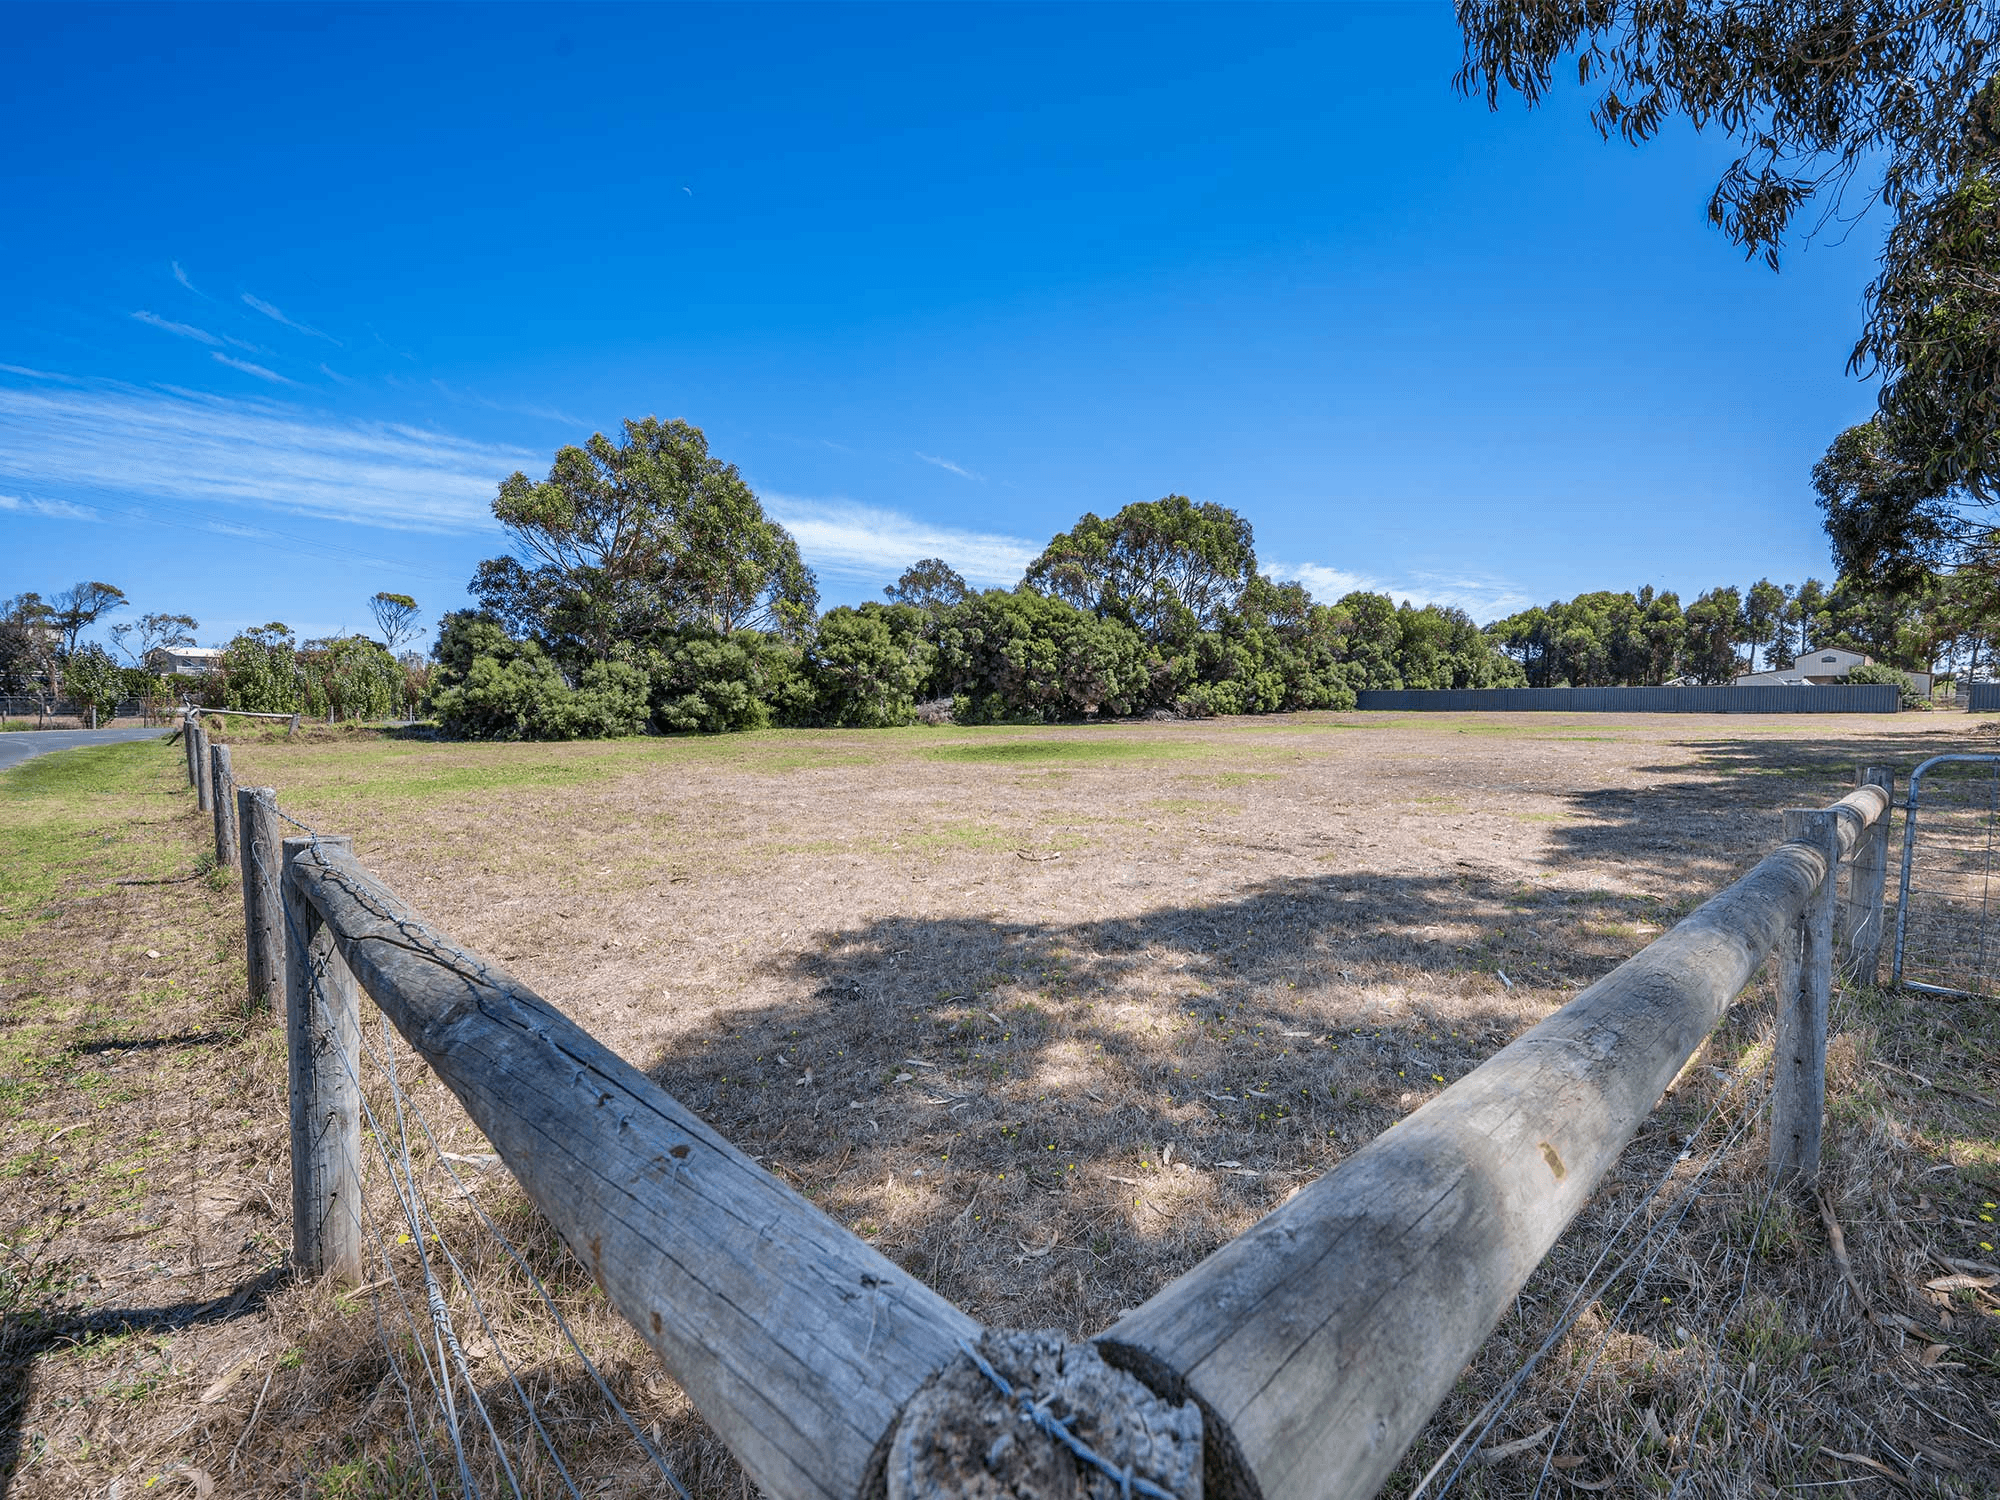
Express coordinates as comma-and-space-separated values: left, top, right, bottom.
8, 711, 1998, 1495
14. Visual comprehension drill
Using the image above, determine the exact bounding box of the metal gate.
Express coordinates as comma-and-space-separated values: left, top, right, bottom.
1893, 753, 2000, 996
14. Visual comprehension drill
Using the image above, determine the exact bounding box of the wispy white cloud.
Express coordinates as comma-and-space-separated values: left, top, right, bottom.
430, 379, 586, 429
765, 495, 1038, 588
0, 492, 100, 522
242, 293, 340, 345
1268, 561, 1530, 623
916, 451, 983, 481
133, 310, 220, 346
212, 352, 296, 386
1268, 561, 1381, 600
319, 362, 354, 386
0, 371, 538, 534
172, 261, 199, 293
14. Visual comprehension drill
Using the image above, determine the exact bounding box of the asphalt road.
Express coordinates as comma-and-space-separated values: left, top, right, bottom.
0, 726, 173, 774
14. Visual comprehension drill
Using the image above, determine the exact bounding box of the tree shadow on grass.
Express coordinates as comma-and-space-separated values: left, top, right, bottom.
1540, 726, 1984, 890
637, 866, 1718, 1333
0, 1267, 284, 1497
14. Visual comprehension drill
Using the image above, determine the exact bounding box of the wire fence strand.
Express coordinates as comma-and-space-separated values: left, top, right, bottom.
259, 821, 694, 1500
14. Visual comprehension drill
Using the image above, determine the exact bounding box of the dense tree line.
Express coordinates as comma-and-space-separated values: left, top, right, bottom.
2, 581, 437, 725
197, 624, 426, 721
0, 583, 189, 720
425, 421, 1526, 740
1490, 568, 2000, 691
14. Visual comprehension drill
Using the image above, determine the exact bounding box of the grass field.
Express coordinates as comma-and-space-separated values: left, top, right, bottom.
3, 711, 1997, 1496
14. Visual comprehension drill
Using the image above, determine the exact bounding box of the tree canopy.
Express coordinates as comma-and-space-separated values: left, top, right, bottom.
0, 593, 55, 696
1456, 2, 1998, 269
1024, 495, 1257, 638
884, 558, 971, 617
475, 417, 817, 664
1457, 3, 2000, 566
369, 592, 422, 655
1852, 81, 2000, 499
49, 581, 126, 655
109, 611, 198, 667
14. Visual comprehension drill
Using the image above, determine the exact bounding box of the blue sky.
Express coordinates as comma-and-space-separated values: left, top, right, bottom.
2, 2, 1890, 654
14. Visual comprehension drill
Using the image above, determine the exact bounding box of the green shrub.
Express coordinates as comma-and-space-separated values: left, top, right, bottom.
1846, 662, 1928, 707
428, 616, 647, 740
799, 603, 934, 727
58, 645, 123, 721
645, 630, 801, 733
936, 589, 1147, 723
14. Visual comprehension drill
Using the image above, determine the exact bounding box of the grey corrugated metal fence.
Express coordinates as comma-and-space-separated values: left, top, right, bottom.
1353, 685, 1899, 713
1968, 682, 2000, 712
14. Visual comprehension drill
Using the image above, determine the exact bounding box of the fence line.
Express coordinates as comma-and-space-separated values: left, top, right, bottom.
184, 727, 1900, 1499
1352, 685, 1899, 713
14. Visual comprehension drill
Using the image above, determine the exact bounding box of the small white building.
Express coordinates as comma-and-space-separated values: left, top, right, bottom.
1735, 648, 1932, 696
152, 646, 226, 676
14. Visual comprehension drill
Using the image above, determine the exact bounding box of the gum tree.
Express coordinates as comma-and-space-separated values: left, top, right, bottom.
474, 417, 817, 665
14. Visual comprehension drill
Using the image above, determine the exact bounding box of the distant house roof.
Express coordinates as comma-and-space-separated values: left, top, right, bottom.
1732, 670, 1816, 687
1735, 648, 1871, 688
155, 646, 225, 675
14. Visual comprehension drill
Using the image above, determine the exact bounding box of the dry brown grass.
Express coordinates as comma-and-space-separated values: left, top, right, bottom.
4, 711, 1997, 1497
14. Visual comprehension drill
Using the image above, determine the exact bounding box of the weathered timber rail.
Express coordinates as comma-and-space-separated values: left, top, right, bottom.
283, 837, 988, 1500
1096, 775, 1892, 1500
194, 737, 1898, 1500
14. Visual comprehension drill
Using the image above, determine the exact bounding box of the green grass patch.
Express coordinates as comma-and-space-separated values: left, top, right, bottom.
0, 741, 188, 943
926, 734, 1230, 765
1146, 797, 1241, 818
233, 730, 890, 808
892, 820, 1017, 853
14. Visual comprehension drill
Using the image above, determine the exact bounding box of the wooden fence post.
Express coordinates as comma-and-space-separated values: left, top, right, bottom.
192, 719, 212, 812
183, 711, 200, 786
239, 787, 283, 1010
210, 743, 238, 870
1840, 765, 1894, 986
1771, 808, 1839, 1185
282, 834, 362, 1283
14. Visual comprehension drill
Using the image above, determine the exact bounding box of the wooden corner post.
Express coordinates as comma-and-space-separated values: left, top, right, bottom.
281, 834, 363, 1283
239, 787, 283, 1010
1840, 766, 1894, 986
209, 743, 238, 870
1771, 808, 1839, 1185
